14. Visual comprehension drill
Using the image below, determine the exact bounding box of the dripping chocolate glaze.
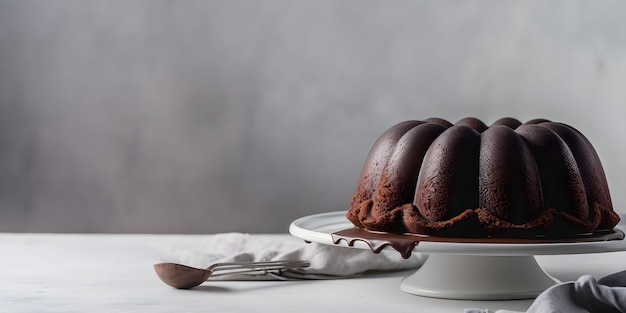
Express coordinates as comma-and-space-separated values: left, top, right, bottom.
331, 228, 625, 259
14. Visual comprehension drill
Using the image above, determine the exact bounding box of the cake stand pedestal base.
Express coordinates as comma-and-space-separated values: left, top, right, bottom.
400, 254, 559, 300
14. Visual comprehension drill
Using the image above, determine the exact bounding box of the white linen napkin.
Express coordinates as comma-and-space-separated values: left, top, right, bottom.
152, 233, 425, 280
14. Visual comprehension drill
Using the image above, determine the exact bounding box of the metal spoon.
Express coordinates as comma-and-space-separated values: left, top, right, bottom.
154, 260, 310, 289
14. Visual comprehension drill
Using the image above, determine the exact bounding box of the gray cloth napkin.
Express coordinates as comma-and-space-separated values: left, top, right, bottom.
466, 271, 626, 313
153, 232, 425, 280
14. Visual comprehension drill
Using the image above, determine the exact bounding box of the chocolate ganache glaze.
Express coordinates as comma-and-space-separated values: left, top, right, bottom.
331, 228, 625, 259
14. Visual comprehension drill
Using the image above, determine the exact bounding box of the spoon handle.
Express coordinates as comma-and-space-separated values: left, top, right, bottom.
208, 260, 310, 272
209, 262, 310, 278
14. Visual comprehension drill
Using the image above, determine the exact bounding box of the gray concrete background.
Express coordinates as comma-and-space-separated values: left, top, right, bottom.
1, 1, 625, 233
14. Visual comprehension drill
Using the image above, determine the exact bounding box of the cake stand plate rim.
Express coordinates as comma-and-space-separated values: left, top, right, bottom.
289, 211, 626, 256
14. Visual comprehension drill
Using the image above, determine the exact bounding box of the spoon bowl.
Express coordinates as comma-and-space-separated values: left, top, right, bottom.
154, 263, 212, 289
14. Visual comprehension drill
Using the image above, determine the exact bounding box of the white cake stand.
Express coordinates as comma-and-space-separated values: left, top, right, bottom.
289, 211, 626, 300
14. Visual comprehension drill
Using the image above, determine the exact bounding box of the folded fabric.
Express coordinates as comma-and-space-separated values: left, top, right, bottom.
466, 271, 626, 313
152, 233, 425, 280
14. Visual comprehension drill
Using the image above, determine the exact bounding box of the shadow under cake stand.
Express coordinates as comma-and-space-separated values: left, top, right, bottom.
289, 211, 626, 300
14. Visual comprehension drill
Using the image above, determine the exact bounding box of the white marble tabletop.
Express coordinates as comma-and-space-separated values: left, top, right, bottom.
1, 232, 625, 313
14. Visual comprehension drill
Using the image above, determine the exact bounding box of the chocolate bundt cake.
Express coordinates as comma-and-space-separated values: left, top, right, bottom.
347, 117, 621, 238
